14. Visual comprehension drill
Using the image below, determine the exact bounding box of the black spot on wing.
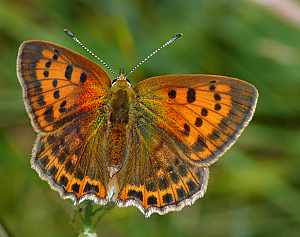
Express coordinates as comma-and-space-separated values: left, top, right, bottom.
53, 90, 60, 99
158, 177, 169, 190
65, 64, 73, 80
75, 170, 84, 180
37, 95, 46, 106
45, 60, 51, 68
187, 88, 196, 103
128, 189, 143, 202
176, 187, 186, 201
59, 100, 67, 113
147, 195, 158, 205
214, 93, 221, 101
209, 84, 216, 91
58, 152, 66, 164
214, 103, 221, 111
72, 183, 80, 193
52, 79, 58, 87
52, 49, 59, 60
209, 130, 221, 140
187, 180, 197, 194
168, 89, 176, 99
44, 106, 54, 122
84, 182, 99, 193
59, 175, 68, 188
31, 80, 42, 94
195, 117, 203, 127
162, 193, 173, 204
192, 135, 207, 152
43, 70, 49, 77
170, 172, 180, 183
65, 160, 74, 173
80, 72, 87, 83
48, 166, 58, 176
201, 108, 208, 117
183, 123, 190, 136
39, 155, 49, 169
51, 144, 60, 155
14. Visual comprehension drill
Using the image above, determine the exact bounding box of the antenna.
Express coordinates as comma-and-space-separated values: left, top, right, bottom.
64, 29, 117, 76
128, 33, 183, 75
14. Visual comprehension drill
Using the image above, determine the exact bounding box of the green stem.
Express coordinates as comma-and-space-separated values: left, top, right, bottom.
73, 201, 114, 237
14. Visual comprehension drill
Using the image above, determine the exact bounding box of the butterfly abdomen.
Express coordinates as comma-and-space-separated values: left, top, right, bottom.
110, 124, 127, 169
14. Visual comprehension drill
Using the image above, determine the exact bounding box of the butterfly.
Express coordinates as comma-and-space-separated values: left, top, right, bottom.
17, 31, 258, 217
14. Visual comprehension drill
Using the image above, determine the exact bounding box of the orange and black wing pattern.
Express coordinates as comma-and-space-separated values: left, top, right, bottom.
134, 74, 258, 166
17, 40, 111, 132
114, 74, 257, 216
17, 40, 258, 217
116, 121, 208, 217
17, 41, 111, 204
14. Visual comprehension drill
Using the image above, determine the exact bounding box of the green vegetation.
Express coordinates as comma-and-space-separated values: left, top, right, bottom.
1, 0, 300, 236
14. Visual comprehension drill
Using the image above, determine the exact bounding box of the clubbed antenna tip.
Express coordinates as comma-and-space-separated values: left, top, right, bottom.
63, 28, 117, 76
64, 28, 75, 38
128, 32, 183, 75
175, 33, 183, 38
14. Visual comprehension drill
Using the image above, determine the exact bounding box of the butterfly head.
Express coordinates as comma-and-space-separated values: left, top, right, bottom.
112, 68, 131, 88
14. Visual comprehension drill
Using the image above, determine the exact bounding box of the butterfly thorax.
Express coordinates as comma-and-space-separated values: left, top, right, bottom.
108, 74, 135, 177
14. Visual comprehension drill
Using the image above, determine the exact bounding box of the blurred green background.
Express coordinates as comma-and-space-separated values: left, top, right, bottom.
1, 0, 300, 236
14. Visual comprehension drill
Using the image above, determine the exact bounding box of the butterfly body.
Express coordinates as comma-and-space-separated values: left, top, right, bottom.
17, 40, 258, 217
108, 77, 134, 175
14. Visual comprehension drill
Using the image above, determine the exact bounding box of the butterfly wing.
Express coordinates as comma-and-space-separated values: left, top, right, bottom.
33, 111, 110, 204
17, 41, 112, 203
133, 74, 258, 166
17, 40, 111, 132
115, 74, 257, 217
116, 120, 209, 217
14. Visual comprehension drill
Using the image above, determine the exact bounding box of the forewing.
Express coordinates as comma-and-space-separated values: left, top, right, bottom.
17, 40, 111, 132
134, 74, 258, 166
17, 40, 112, 202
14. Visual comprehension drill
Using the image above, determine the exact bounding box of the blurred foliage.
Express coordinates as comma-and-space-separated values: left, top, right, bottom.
0, 0, 300, 236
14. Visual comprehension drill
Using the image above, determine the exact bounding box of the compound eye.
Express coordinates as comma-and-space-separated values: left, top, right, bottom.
112, 78, 118, 84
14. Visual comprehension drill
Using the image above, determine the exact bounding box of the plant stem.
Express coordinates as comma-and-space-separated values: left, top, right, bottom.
73, 201, 114, 237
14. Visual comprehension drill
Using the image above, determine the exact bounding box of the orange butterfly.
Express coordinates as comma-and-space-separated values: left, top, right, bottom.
17, 31, 258, 217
